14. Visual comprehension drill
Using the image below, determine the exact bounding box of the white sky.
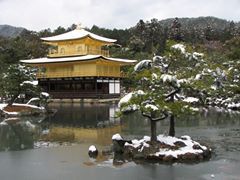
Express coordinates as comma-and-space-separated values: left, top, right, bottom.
0, 0, 239, 31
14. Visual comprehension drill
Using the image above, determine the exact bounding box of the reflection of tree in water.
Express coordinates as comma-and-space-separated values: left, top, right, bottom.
0, 118, 36, 151
121, 109, 240, 137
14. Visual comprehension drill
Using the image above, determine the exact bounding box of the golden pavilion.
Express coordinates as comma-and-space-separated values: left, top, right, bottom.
21, 25, 136, 99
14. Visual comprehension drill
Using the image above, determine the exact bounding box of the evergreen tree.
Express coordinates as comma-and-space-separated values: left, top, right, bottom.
120, 43, 211, 141
0, 64, 40, 105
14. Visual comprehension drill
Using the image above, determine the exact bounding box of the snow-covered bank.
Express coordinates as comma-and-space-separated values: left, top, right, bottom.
0, 103, 46, 117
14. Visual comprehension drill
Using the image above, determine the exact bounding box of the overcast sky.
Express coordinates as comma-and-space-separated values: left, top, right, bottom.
0, 0, 240, 31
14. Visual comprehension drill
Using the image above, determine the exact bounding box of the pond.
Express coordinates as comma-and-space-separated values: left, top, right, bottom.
0, 103, 240, 180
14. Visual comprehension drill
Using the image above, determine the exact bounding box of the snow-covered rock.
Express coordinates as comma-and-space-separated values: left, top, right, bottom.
88, 145, 99, 158
123, 134, 211, 163
89, 145, 97, 152
112, 133, 123, 141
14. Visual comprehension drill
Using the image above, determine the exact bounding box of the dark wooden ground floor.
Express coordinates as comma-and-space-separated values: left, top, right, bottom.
38, 77, 121, 99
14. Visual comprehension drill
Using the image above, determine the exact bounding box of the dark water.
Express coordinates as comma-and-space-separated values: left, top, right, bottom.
0, 103, 240, 180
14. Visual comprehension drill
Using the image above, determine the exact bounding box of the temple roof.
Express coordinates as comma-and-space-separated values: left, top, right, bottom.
20, 55, 136, 65
41, 28, 117, 43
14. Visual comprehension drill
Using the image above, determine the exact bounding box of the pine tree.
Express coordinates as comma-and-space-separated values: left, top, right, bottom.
1, 64, 40, 105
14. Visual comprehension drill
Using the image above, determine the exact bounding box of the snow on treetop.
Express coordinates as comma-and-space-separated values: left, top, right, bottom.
20, 80, 38, 86
145, 104, 159, 111
171, 44, 186, 54
118, 92, 133, 107
152, 73, 158, 80
183, 97, 199, 103
192, 52, 204, 59
112, 133, 123, 140
136, 90, 145, 95
134, 60, 152, 72
118, 90, 144, 107
195, 74, 202, 80
27, 98, 40, 105
88, 145, 97, 152
153, 56, 164, 63
41, 92, 50, 97
160, 74, 177, 83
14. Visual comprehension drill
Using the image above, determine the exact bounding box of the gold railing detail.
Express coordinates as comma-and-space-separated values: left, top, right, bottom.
48, 48, 109, 57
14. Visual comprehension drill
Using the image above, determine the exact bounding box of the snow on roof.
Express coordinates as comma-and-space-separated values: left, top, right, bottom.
41, 28, 117, 43
20, 80, 38, 86
20, 55, 136, 64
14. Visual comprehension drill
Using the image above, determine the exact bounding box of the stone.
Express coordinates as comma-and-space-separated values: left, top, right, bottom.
112, 139, 132, 154
174, 141, 186, 148
88, 145, 98, 158
163, 155, 174, 162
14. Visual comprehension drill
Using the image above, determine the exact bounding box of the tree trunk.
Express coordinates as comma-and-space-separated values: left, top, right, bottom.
150, 120, 157, 142
8, 94, 18, 106
169, 114, 175, 137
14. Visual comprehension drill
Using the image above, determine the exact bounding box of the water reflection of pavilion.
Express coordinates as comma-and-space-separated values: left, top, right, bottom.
42, 103, 122, 145
45, 125, 122, 145
46, 103, 120, 128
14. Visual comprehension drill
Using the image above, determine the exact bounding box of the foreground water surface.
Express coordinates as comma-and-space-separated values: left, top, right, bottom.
0, 103, 240, 180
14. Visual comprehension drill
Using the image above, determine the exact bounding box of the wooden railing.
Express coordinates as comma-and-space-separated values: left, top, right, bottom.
48, 48, 109, 57
49, 91, 120, 99
36, 71, 122, 79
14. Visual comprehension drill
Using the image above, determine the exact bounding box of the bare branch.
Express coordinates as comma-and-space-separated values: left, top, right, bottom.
165, 88, 180, 99
152, 112, 168, 121
142, 111, 168, 122
142, 111, 152, 119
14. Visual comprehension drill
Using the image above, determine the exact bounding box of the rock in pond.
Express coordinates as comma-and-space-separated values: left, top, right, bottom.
88, 145, 98, 158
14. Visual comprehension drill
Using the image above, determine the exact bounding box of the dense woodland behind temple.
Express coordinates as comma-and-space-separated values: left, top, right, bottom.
0, 16, 240, 91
